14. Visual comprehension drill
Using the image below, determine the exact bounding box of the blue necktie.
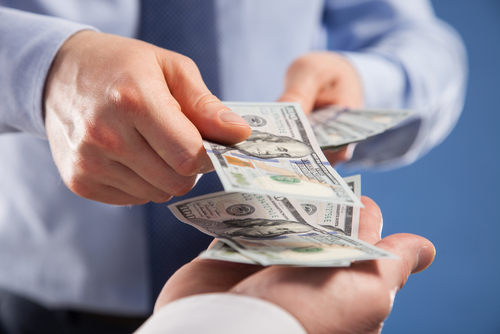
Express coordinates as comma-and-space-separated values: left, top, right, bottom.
138, 0, 223, 308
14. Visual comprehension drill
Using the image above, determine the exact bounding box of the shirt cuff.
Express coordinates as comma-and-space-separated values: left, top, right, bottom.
0, 7, 97, 138
340, 51, 406, 109
134, 293, 307, 334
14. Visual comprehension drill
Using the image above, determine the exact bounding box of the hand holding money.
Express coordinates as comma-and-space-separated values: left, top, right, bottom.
156, 197, 436, 334
171, 103, 414, 267
204, 102, 362, 205
44, 31, 251, 205
168, 174, 395, 267
276, 51, 364, 167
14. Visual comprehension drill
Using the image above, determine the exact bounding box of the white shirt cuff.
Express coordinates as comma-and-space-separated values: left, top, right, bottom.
135, 293, 307, 334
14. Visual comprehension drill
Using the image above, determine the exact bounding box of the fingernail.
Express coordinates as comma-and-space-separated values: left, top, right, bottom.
219, 110, 249, 126
413, 246, 436, 274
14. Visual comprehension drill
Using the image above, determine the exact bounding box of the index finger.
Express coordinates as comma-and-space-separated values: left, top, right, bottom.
132, 69, 212, 177
159, 50, 251, 145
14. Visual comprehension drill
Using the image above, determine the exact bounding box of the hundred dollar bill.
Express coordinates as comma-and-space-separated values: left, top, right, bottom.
200, 175, 361, 265
230, 232, 396, 267
169, 190, 396, 267
199, 241, 259, 264
200, 240, 352, 267
309, 106, 414, 148
309, 121, 360, 149
296, 174, 361, 239
343, 108, 414, 128
204, 102, 362, 206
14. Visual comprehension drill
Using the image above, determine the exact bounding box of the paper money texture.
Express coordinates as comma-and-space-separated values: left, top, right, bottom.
204, 102, 361, 206
169, 189, 396, 267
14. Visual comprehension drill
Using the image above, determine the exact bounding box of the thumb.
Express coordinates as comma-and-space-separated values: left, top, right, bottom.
159, 50, 251, 144
193, 100, 252, 145
375, 233, 436, 290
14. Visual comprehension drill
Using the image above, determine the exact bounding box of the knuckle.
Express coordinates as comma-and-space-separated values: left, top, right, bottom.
169, 54, 203, 88
151, 192, 174, 203
113, 197, 149, 206
168, 178, 196, 197
192, 91, 220, 111
66, 174, 95, 199
123, 199, 149, 206
282, 89, 311, 108
289, 54, 316, 73
130, 198, 149, 205
170, 147, 204, 177
108, 82, 143, 113
81, 119, 125, 153
63, 157, 102, 199
160, 98, 183, 116
72, 155, 95, 174
174, 54, 198, 73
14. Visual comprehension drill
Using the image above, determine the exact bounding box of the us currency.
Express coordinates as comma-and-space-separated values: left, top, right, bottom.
169, 189, 396, 267
295, 174, 361, 239
200, 175, 361, 265
233, 232, 396, 267
309, 106, 414, 148
203, 102, 361, 206
199, 241, 259, 265
200, 240, 352, 267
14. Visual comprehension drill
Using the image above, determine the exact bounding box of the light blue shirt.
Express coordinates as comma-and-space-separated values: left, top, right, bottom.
0, 0, 467, 319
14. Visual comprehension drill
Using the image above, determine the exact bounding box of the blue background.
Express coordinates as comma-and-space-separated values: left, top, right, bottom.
340, 1, 500, 333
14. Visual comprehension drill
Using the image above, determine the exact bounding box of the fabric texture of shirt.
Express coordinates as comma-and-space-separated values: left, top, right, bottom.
134, 294, 307, 334
0, 0, 467, 324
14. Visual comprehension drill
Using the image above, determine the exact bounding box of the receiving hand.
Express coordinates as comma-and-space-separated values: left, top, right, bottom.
44, 31, 251, 205
278, 52, 364, 166
156, 196, 435, 334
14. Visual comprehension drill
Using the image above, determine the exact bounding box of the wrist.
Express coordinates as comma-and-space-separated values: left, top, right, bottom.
43, 30, 98, 122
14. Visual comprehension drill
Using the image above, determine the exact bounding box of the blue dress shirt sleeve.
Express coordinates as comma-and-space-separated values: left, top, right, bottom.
322, 0, 468, 168
0, 7, 95, 138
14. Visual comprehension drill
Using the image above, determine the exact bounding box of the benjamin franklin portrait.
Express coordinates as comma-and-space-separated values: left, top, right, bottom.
233, 131, 313, 159
189, 217, 313, 239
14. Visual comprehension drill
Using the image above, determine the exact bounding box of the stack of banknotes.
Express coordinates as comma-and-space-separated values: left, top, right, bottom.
169, 102, 413, 266
309, 105, 414, 149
